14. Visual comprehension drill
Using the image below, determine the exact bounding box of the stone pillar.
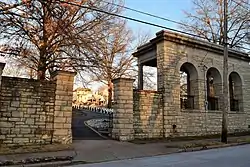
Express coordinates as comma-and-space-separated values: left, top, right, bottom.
138, 64, 144, 90
196, 79, 206, 110
190, 79, 200, 109
112, 78, 134, 141
51, 70, 76, 144
156, 32, 181, 137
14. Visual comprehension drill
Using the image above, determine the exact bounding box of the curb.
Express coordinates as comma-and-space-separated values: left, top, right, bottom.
7, 160, 72, 167
0, 156, 74, 167
179, 142, 250, 152
84, 120, 109, 140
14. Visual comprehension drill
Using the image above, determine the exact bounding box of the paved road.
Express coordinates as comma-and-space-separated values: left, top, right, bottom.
71, 144, 250, 167
72, 109, 108, 140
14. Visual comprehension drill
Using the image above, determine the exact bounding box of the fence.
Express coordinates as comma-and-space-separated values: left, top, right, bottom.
72, 105, 114, 114
180, 95, 195, 109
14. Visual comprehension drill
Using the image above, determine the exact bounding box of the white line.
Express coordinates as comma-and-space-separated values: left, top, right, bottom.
84, 121, 109, 140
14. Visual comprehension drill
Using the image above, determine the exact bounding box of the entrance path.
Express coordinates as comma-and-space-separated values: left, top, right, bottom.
73, 139, 178, 163
72, 109, 108, 140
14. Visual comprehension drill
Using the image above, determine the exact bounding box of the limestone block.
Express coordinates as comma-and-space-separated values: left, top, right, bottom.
21, 128, 31, 134
54, 117, 66, 123
13, 138, 29, 143
0, 121, 14, 128
53, 129, 69, 136
54, 123, 64, 129
63, 123, 71, 129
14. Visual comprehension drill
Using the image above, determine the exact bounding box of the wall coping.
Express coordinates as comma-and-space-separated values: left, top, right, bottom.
1, 76, 56, 84
133, 30, 250, 62
112, 78, 135, 83
51, 70, 77, 78
133, 89, 162, 94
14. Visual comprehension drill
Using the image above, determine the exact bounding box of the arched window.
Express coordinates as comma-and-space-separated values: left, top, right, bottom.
180, 62, 198, 109
206, 68, 222, 110
229, 72, 243, 112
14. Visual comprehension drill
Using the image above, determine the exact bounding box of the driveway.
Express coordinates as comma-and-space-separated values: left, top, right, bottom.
71, 109, 108, 140
70, 144, 250, 167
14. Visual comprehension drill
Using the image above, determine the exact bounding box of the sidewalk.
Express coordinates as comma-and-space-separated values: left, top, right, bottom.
0, 139, 178, 166
0, 136, 250, 166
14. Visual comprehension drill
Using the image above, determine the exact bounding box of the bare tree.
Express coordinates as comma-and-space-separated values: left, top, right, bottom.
2, 61, 25, 78
142, 67, 157, 90
181, 0, 250, 48
0, 0, 124, 80
85, 19, 134, 108
1, 58, 36, 78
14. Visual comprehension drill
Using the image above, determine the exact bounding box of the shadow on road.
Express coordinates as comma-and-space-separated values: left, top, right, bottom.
72, 109, 108, 140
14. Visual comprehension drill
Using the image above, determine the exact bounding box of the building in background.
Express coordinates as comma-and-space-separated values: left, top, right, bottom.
73, 87, 107, 106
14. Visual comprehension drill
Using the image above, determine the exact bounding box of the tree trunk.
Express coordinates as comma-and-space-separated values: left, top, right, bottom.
37, 55, 47, 80
107, 81, 113, 109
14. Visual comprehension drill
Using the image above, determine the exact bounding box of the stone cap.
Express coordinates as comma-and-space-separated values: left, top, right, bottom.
51, 70, 77, 78
133, 30, 250, 62
133, 89, 162, 94
112, 78, 135, 84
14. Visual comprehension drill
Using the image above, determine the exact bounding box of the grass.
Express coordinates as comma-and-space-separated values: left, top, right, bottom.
0, 143, 73, 155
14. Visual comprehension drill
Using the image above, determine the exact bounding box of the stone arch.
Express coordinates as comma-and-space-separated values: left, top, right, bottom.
229, 72, 243, 112
206, 67, 222, 111
179, 62, 199, 109
175, 57, 202, 79
228, 68, 244, 85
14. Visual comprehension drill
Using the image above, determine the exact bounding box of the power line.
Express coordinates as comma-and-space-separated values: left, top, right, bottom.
101, 0, 250, 44
100, 0, 222, 42
57, 0, 250, 52
100, 0, 250, 51
100, 0, 189, 28
57, 0, 207, 40
2, 0, 249, 52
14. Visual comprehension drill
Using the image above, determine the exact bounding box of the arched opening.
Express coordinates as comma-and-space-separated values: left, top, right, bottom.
180, 62, 198, 109
206, 67, 222, 110
229, 72, 243, 112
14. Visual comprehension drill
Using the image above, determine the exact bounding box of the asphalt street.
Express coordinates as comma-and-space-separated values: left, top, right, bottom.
71, 109, 108, 140
71, 144, 250, 167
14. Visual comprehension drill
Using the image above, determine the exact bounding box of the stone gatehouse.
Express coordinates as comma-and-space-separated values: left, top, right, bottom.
111, 30, 250, 141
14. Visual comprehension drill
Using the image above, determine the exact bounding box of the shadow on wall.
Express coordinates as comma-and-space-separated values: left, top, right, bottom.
133, 90, 164, 139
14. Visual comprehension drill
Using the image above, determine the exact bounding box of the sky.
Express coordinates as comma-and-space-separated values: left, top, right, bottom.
76, 0, 195, 91
1, 0, 195, 91
124, 0, 193, 36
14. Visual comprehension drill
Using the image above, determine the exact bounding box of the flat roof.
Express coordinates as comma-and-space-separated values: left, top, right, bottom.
133, 30, 250, 62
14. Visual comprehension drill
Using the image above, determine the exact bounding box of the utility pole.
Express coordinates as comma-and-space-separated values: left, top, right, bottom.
221, 0, 228, 143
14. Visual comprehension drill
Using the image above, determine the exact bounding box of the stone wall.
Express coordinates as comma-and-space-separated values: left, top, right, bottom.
133, 90, 163, 139
0, 77, 56, 146
0, 66, 75, 146
179, 111, 248, 137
